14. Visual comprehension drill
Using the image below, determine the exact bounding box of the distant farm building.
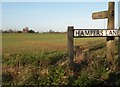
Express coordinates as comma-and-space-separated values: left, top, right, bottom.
22, 27, 29, 33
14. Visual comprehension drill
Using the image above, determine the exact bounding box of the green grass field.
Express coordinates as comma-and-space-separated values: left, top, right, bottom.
2, 33, 120, 86
2, 33, 107, 51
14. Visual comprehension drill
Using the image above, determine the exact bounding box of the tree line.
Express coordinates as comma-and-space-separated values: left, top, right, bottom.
1, 27, 36, 33
0, 27, 67, 34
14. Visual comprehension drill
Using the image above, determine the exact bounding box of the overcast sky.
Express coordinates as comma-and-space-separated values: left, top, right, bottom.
1, 1, 119, 32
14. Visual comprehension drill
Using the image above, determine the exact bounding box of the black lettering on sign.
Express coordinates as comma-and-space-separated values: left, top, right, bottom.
96, 30, 100, 36
80, 31, 84, 36
100, 30, 103, 36
75, 30, 80, 36
113, 30, 117, 35
109, 30, 113, 35
85, 30, 89, 35
74, 29, 120, 37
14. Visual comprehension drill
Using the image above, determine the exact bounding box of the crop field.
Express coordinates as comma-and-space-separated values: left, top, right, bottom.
2, 33, 120, 86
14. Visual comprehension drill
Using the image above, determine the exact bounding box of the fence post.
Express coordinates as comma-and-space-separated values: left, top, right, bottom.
67, 26, 74, 69
106, 2, 115, 69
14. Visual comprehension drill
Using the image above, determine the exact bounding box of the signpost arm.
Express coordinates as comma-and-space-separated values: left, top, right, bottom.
92, 11, 108, 19
106, 2, 115, 68
68, 26, 74, 69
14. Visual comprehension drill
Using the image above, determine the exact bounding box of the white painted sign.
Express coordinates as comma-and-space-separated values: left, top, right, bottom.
74, 29, 120, 37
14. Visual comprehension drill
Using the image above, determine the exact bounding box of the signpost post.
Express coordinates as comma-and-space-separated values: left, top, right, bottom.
92, 2, 115, 69
68, 26, 74, 69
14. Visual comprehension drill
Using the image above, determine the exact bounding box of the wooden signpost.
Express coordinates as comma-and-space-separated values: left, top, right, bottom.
92, 2, 115, 69
68, 2, 119, 69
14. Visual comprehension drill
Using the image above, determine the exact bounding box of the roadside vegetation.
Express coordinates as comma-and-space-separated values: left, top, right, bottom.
2, 33, 120, 86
